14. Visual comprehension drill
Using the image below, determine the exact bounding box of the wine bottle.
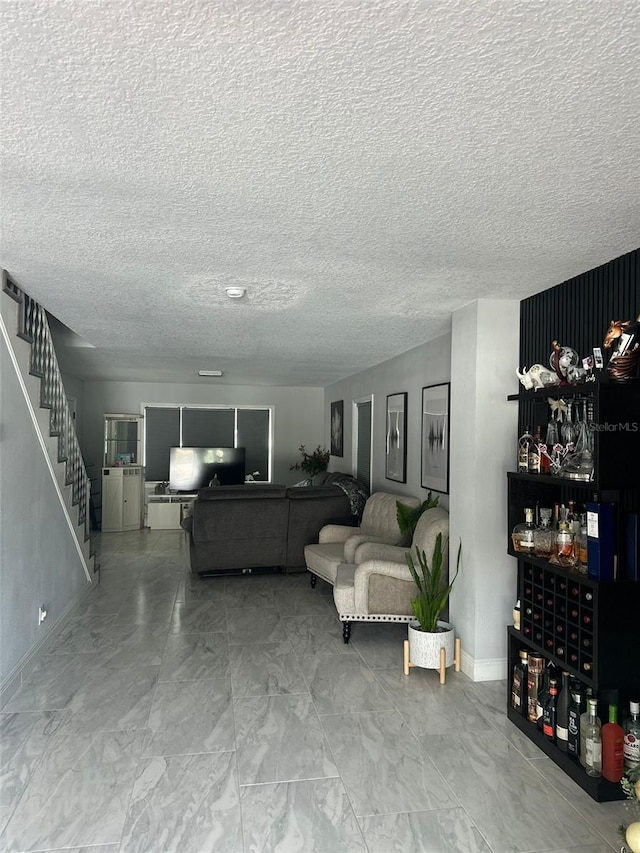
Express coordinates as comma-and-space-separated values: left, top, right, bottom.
601, 705, 625, 782
556, 671, 570, 752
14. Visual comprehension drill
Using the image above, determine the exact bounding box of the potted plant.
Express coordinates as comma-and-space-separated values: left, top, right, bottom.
403, 533, 462, 681
289, 445, 330, 478
396, 491, 439, 540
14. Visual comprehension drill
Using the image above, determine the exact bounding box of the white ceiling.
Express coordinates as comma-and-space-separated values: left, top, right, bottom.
2, 0, 639, 387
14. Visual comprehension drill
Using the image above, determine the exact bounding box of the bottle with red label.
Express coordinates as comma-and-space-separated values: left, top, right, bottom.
543, 677, 558, 741
601, 704, 625, 782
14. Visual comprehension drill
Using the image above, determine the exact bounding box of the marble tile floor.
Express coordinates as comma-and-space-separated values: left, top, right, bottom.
0, 529, 634, 853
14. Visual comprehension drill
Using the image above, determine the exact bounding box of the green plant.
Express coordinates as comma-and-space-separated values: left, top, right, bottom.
405, 534, 461, 632
396, 492, 439, 538
289, 444, 330, 477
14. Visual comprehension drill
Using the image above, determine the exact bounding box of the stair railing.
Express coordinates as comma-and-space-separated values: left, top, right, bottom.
3, 273, 91, 544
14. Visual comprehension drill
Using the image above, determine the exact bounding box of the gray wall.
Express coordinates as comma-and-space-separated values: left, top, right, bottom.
1, 334, 89, 698
80, 380, 325, 491
449, 298, 520, 680
324, 334, 452, 505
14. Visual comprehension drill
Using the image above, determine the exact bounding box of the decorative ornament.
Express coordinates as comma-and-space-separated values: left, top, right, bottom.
550, 341, 580, 386
603, 315, 640, 382
516, 364, 560, 390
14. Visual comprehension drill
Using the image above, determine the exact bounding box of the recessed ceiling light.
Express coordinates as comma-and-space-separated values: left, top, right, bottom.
225, 286, 246, 299
198, 370, 223, 377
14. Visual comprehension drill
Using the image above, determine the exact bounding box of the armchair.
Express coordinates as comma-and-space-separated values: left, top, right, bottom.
333, 506, 450, 643
304, 492, 420, 588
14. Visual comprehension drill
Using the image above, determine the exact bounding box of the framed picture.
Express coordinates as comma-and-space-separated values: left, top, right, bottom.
330, 400, 344, 457
421, 383, 450, 494
385, 392, 407, 482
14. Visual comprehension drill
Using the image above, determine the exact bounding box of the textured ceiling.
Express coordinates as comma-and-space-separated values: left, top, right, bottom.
2, 0, 639, 387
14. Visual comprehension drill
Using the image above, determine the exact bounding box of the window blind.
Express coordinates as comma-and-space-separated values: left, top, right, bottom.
356, 400, 372, 491
182, 408, 234, 448
144, 408, 180, 481
237, 409, 270, 480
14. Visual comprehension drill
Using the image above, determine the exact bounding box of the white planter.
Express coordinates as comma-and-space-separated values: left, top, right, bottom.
407, 620, 455, 670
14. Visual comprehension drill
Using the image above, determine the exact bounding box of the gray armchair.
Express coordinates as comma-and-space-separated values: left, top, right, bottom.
333, 506, 450, 643
304, 492, 420, 587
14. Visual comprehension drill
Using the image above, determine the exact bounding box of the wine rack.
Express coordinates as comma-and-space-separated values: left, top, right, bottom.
507, 381, 640, 802
520, 565, 594, 677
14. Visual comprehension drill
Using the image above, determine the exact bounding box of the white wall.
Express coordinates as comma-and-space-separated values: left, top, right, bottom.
324, 334, 452, 505
1, 334, 89, 702
80, 381, 325, 490
449, 299, 520, 681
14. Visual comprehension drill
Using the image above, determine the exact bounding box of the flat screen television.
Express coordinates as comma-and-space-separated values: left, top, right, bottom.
169, 446, 246, 492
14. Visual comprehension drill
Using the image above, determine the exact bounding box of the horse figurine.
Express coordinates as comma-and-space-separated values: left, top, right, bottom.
603, 315, 640, 381
603, 319, 632, 350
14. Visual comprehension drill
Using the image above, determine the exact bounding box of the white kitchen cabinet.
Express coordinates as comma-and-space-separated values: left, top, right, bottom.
101, 467, 143, 531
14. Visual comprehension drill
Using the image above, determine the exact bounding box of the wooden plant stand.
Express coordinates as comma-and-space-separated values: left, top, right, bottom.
403, 637, 461, 684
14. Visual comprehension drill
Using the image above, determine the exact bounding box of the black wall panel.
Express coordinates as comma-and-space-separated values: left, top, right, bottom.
518, 247, 639, 385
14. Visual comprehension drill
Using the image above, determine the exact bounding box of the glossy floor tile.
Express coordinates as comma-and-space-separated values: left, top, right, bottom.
118, 751, 243, 853
159, 632, 230, 681
1, 729, 146, 851
321, 709, 458, 817
360, 807, 494, 853
240, 777, 368, 852
234, 693, 338, 785
230, 640, 308, 697
0, 529, 624, 853
423, 729, 607, 853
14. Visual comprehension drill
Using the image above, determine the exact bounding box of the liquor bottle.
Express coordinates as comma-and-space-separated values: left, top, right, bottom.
584, 699, 602, 777
554, 521, 577, 567
624, 700, 640, 770
527, 655, 544, 723
533, 512, 554, 558
529, 426, 543, 474
511, 652, 525, 714
567, 501, 581, 536
577, 517, 589, 571
512, 508, 537, 553
579, 688, 594, 767
519, 650, 529, 716
518, 427, 533, 473
537, 661, 554, 731
568, 685, 585, 760
513, 599, 521, 630
556, 671, 570, 752
536, 424, 549, 474
551, 503, 560, 531
543, 678, 558, 741
545, 418, 560, 473
601, 705, 625, 782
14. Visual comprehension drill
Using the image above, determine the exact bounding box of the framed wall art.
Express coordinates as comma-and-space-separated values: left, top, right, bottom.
330, 400, 344, 457
421, 383, 450, 494
385, 392, 407, 483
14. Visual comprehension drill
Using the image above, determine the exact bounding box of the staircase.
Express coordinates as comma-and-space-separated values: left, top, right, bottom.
1, 271, 96, 582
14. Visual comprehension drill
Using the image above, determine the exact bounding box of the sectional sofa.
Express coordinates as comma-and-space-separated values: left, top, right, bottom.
182, 482, 358, 575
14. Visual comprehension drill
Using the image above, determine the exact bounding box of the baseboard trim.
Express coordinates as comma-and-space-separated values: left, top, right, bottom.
0, 581, 94, 709
460, 649, 506, 682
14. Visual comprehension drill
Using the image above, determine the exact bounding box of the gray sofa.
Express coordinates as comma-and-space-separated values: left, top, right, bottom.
182, 482, 355, 575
